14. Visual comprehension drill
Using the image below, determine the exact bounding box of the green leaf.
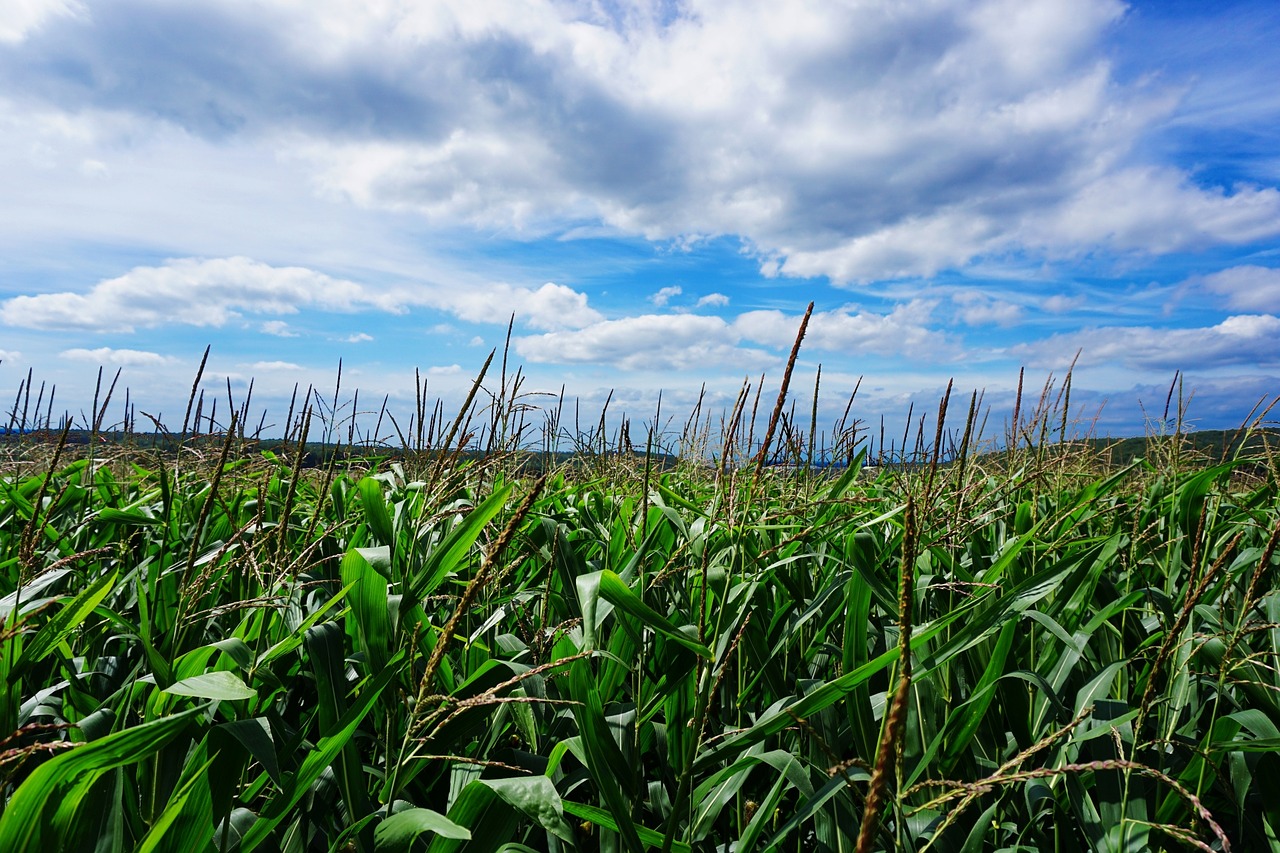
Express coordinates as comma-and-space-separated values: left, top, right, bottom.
358, 477, 396, 547
562, 800, 692, 852
164, 671, 257, 702
577, 570, 711, 658
10, 567, 118, 682
239, 655, 403, 852
135, 742, 217, 853
341, 547, 394, 675
0, 709, 200, 850
482, 777, 576, 845
375, 809, 470, 850
569, 660, 645, 853
305, 621, 376, 852
405, 482, 513, 612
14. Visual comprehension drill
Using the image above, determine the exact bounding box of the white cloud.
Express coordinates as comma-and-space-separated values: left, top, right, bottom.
1024, 167, 1280, 255
650, 285, 681, 307
78, 158, 108, 178
516, 301, 959, 371
0, 349, 23, 362
1200, 265, 1280, 313
0, 0, 83, 44
8, 0, 1263, 282
1, 257, 403, 332
260, 320, 298, 337
341, 332, 374, 343
1041, 293, 1085, 313
951, 291, 1023, 327
60, 346, 169, 366
429, 281, 603, 331
1012, 314, 1280, 370
426, 363, 462, 375
734, 302, 958, 360
250, 360, 303, 371
776, 210, 1002, 283
517, 314, 773, 371
0, 254, 604, 337
696, 293, 730, 308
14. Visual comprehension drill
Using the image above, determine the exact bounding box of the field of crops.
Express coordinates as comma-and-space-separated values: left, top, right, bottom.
2, 367, 1280, 852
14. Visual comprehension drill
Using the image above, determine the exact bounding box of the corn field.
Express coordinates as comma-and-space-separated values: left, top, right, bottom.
2, 354, 1280, 852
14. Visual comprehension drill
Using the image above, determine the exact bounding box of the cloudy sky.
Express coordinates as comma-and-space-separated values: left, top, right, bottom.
2, 0, 1278, 447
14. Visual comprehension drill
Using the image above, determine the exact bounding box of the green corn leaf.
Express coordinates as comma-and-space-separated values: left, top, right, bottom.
340, 546, 394, 675
10, 567, 118, 682
135, 742, 217, 853
358, 476, 396, 547
404, 482, 512, 612
164, 670, 256, 702
568, 660, 645, 853
0, 708, 200, 850
305, 621, 376, 853
561, 800, 692, 852
428, 776, 575, 852
239, 655, 403, 852
577, 569, 711, 658
375, 809, 470, 850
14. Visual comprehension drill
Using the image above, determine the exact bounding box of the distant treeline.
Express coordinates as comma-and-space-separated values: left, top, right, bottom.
0, 427, 689, 472
2, 425, 1275, 472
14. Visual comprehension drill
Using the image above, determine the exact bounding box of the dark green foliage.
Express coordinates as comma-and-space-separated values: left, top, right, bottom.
2, 427, 1279, 852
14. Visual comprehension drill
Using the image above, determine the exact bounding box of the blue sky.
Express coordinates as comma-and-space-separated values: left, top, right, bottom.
1, 0, 1279, 448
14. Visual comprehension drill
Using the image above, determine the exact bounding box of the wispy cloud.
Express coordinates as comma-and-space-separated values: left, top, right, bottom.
0, 0, 83, 44
951, 292, 1023, 327
250, 360, 303, 371
1012, 314, 1280, 370
1199, 265, 1280, 312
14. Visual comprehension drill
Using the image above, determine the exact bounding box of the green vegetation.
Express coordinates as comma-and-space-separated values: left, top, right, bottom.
3, 347, 1280, 851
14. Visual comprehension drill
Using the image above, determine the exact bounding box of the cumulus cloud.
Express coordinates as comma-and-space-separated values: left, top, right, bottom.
1012, 314, 1280, 370
260, 320, 298, 336
0, 256, 604, 336
4, 0, 1274, 282
650, 285, 681, 307
341, 332, 374, 343
516, 301, 958, 370
1, 256, 403, 332
734, 302, 959, 360
431, 281, 602, 331
250, 360, 303, 370
60, 346, 169, 366
0, 349, 23, 362
517, 314, 773, 371
1200, 265, 1280, 312
696, 293, 730, 308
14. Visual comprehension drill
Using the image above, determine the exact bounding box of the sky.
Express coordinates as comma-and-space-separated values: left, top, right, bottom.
1, 0, 1279, 451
